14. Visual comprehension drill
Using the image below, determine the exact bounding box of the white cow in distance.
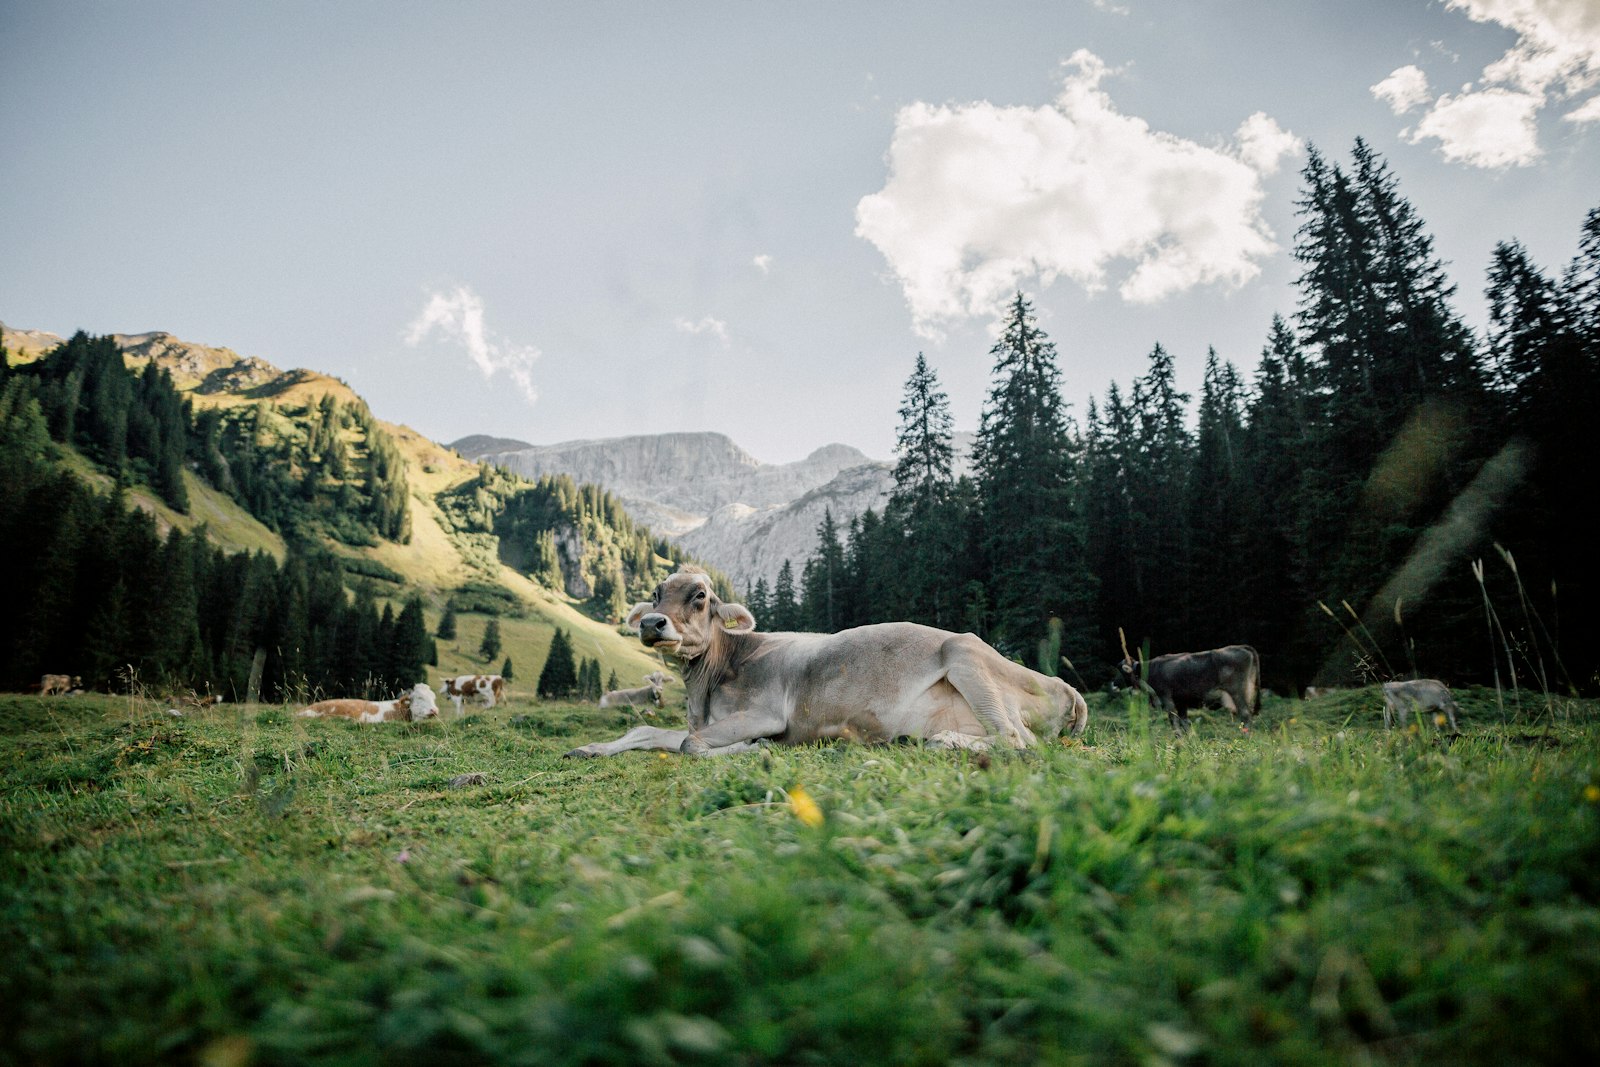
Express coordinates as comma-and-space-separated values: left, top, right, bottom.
299, 683, 440, 723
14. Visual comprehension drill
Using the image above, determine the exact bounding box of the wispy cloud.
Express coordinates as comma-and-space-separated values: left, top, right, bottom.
1372, 65, 1432, 114
854, 49, 1299, 336
752, 254, 773, 275
675, 315, 730, 346
1372, 0, 1600, 167
404, 285, 539, 403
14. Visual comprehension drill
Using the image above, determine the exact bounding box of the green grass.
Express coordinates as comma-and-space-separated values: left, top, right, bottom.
3, 688, 1598, 1065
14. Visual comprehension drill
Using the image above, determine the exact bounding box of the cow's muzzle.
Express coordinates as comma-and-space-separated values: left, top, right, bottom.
637, 613, 678, 647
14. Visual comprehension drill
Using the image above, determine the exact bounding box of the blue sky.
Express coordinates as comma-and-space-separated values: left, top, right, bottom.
4, 1, 1597, 462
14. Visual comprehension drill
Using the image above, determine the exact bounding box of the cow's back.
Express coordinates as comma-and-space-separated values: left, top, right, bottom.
719, 623, 1078, 744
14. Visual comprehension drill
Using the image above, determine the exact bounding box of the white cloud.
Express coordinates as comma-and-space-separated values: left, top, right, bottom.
1564, 94, 1600, 123
1382, 0, 1600, 168
1456, 0, 1600, 97
1372, 65, 1432, 114
752, 254, 773, 274
404, 285, 539, 403
675, 315, 730, 345
853, 49, 1300, 335
1410, 86, 1544, 167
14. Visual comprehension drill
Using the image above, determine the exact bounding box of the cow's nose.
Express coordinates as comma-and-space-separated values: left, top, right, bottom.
639, 613, 668, 635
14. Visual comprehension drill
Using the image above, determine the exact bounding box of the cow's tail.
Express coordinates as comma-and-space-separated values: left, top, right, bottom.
1067, 684, 1089, 737
1243, 645, 1262, 720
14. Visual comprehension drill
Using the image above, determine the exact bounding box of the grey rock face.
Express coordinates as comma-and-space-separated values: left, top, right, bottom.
473, 431, 893, 590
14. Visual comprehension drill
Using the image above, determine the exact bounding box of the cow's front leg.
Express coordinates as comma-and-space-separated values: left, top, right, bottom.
566, 725, 691, 758
680, 709, 787, 756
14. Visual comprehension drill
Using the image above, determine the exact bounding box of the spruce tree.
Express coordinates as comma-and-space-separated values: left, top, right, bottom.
537, 627, 578, 698
501, 656, 514, 681
971, 292, 1096, 658
888, 352, 958, 626
802, 509, 845, 632
771, 560, 799, 632
437, 604, 457, 639
745, 577, 772, 631
1183, 349, 1246, 648
479, 617, 502, 662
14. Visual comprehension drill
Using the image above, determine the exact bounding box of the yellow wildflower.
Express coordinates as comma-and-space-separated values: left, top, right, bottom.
1584, 785, 1600, 804
787, 784, 824, 828
1434, 713, 1448, 728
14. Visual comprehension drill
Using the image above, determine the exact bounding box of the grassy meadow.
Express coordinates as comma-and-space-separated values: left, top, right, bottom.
3, 685, 1598, 1065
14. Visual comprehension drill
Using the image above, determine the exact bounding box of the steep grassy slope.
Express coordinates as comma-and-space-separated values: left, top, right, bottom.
142, 332, 672, 688
5, 323, 677, 693
54, 448, 287, 561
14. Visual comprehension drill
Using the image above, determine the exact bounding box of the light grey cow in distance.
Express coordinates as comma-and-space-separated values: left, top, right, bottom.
599, 671, 669, 709
565, 566, 1088, 757
1382, 679, 1461, 733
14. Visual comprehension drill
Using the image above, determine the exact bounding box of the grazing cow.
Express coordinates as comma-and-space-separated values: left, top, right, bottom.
298, 682, 439, 723
566, 567, 1088, 758
40, 674, 81, 696
1119, 636, 1261, 733
1382, 679, 1461, 733
441, 674, 505, 716
599, 671, 669, 710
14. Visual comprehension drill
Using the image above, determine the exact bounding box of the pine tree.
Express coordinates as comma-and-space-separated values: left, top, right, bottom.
892, 352, 955, 512
745, 577, 772, 631
437, 604, 457, 639
771, 560, 799, 632
971, 292, 1096, 658
479, 617, 502, 662
888, 352, 960, 627
501, 656, 514, 681
801, 509, 846, 632
537, 627, 578, 699
392, 595, 429, 688
606, 668, 620, 693
1183, 349, 1246, 648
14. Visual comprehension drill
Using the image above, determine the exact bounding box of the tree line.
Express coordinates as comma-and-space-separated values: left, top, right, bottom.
775, 140, 1599, 695
0, 375, 433, 698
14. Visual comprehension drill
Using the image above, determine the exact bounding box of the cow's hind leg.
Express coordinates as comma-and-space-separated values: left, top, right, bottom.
925, 730, 992, 752
942, 636, 1035, 749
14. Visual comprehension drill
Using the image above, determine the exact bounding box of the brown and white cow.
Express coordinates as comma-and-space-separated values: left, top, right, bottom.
298, 682, 439, 723
1382, 679, 1461, 733
40, 674, 82, 696
599, 671, 669, 710
566, 567, 1088, 758
441, 674, 505, 716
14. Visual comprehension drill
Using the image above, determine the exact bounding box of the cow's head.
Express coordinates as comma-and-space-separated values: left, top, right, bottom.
408, 683, 440, 721
625, 568, 755, 661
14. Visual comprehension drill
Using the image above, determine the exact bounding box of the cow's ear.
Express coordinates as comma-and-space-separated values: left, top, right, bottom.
625, 602, 654, 629
717, 602, 756, 632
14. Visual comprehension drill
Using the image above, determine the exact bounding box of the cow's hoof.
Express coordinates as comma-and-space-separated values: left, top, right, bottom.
680, 736, 711, 756
564, 747, 602, 759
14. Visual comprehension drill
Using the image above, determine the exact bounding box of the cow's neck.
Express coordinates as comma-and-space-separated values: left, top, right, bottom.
682, 629, 759, 729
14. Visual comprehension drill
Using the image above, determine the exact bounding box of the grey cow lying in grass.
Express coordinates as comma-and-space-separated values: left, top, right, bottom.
566, 566, 1087, 758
